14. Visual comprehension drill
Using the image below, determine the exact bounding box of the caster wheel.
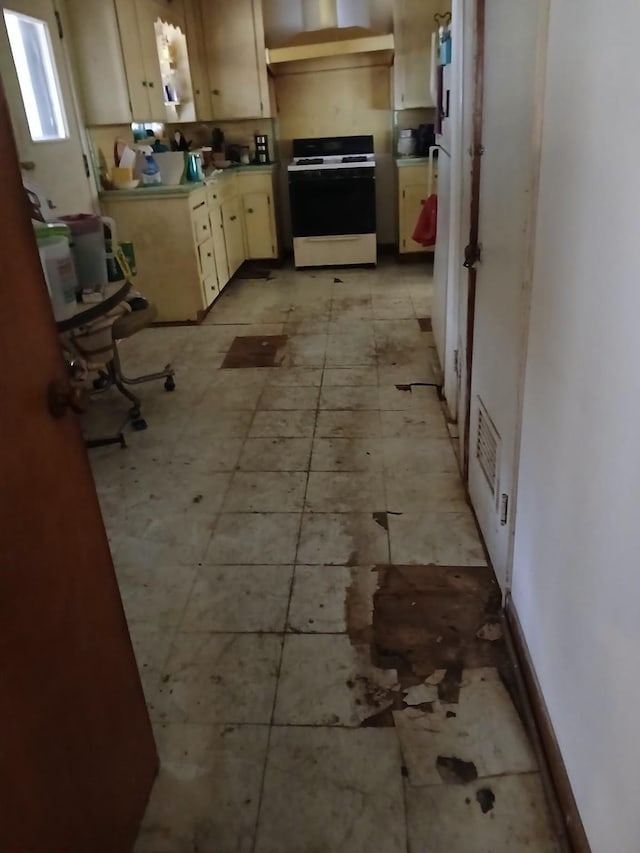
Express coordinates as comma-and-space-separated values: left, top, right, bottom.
93, 374, 109, 391
164, 376, 176, 392
131, 418, 148, 431
129, 407, 141, 420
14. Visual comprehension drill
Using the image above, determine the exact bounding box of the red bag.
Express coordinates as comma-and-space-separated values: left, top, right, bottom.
412, 194, 438, 247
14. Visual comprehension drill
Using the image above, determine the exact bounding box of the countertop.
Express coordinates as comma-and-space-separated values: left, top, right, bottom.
99, 163, 276, 201
395, 156, 433, 167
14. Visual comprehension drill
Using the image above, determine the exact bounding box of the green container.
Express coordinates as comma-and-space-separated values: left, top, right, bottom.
106, 241, 137, 281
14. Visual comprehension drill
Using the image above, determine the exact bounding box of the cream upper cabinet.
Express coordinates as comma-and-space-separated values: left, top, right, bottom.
68, 0, 198, 124
202, 0, 271, 119
393, 0, 450, 109
133, 0, 170, 119
183, 0, 214, 119
66, 0, 135, 124
398, 164, 434, 253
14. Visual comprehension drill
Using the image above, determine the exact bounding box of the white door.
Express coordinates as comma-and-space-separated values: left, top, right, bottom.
0, 0, 94, 214
466, 0, 547, 589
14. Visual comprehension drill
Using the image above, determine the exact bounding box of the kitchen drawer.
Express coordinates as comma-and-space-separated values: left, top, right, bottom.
198, 236, 216, 279
202, 270, 218, 307
192, 202, 211, 245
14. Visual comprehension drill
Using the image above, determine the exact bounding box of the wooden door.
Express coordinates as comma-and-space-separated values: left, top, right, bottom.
0, 0, 94, 213
133, 0, 166, 119
0, 84, 157, 852
210, 202, 229, 288
242, 191, 274, 259
114, 0, 151, 120
204, 0, 263, 119
400, 181, 431, 253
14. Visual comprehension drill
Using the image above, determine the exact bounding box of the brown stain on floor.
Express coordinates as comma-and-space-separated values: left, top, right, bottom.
221, 335, 288, 368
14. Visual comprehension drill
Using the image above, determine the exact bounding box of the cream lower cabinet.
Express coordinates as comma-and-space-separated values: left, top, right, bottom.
101, 170, 278, 322
102, 186, 226, 322
222, 197, 245, 278
237, 172, 278, 260
208, 200, 230, 290
398, 163, 438, 254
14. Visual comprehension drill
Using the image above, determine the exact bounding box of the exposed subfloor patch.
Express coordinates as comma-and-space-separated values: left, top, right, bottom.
87, 261, 564, 853
221, 334, 288, 368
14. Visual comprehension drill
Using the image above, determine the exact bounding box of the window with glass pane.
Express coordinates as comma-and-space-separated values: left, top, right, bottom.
3, 9, 68, 142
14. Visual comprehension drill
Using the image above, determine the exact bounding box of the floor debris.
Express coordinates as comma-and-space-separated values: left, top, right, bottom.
476, 787, 496, 813
436, 756, 479, 784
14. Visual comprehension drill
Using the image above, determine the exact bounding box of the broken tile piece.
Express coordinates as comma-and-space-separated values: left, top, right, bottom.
393, 668, 537, 786
425, 669, 448, 686
403, 683, 439, 706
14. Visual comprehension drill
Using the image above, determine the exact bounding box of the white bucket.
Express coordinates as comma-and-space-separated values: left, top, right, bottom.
60, 213, 108, 292
38, 235, 78, 321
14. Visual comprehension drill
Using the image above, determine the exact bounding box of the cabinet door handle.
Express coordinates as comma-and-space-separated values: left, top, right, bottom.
230, 215, 237, 221
202, 224, 207, 230
212, 88, 220, 95
195, 88, 200, 94
148, 81, 155, 88
142, 80, 148, 87
247, 208, 253, 213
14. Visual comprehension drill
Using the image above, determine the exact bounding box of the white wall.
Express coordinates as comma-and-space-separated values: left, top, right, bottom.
512, 1, 640, 849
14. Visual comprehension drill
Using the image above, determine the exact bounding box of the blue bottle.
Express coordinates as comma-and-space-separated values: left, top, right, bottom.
141, 154, 162, 186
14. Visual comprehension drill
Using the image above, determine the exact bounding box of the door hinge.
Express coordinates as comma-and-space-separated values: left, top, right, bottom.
499, 493, 509, 526
260, 100, 264, 113
267, 196, 271, 207
54, 9, 63, 38
82, 153, 90, 178
402, 188, 406, 199
463, 242, 482, 269
453, 348, 459, 376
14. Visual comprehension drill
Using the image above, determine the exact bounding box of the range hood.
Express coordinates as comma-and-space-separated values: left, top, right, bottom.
266, 25, 394, 68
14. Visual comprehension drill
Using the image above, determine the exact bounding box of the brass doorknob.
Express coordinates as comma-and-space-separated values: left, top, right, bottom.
48, 380, 90, 418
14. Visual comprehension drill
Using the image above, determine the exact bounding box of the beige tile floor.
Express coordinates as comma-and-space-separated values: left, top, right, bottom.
88, 260, 562, 853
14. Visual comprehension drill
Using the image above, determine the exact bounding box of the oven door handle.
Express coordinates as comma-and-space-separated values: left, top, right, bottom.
304, 235, 362, 242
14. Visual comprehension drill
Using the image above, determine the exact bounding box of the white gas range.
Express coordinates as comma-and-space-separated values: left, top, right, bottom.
288, 135, 377, 268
